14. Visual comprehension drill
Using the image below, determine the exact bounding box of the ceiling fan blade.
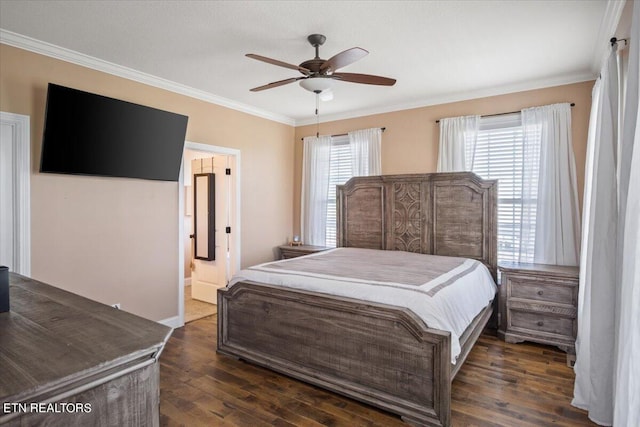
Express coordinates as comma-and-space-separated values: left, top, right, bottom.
320, 47, 368, 73
250, 77, 304, 92
332, 72, 396, 86
246, 54, 310, 75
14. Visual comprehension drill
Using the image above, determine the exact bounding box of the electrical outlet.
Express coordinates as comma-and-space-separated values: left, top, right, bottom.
112, 303, 121, 309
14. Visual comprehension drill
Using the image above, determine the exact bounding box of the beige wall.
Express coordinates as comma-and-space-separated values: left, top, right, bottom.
293, 81, 594, 235
0, 44, 294, 322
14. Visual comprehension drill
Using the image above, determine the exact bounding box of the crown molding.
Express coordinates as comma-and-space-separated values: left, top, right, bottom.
591, 0, 627, 73
294, 71, 596, 126
0, 29, 296, 126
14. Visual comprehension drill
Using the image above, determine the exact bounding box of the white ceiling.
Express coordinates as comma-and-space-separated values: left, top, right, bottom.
0, 1, 614, 125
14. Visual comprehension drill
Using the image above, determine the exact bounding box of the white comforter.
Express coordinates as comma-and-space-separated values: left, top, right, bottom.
229, 247, 497, 363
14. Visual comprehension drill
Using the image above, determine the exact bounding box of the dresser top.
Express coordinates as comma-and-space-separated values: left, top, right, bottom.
1, 273, 172, 403
499, 261, 579, 278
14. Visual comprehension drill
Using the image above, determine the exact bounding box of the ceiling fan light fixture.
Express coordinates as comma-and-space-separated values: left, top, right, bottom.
299, 77, 334, 93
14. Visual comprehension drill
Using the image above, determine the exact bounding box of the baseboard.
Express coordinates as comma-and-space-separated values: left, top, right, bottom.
158, 315, 182, 329
184, 278, 191, 286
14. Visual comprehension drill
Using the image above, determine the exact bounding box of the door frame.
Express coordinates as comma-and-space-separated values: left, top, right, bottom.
0, 112, 31, 276
175, 141, 241, 328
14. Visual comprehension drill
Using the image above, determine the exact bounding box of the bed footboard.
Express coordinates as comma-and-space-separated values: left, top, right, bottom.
218, 281, 452, 427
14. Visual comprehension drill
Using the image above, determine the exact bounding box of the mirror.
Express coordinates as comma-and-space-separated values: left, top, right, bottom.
194, 173, 215, 260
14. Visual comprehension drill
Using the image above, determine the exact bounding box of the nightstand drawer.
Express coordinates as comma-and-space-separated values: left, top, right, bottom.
510, 310, 574, 337
510, 279, 574, 305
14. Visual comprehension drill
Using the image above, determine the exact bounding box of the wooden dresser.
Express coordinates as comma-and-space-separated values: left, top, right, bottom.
0, 273, 172, 426
278, 244, 331, 259
498, 262, 579, 364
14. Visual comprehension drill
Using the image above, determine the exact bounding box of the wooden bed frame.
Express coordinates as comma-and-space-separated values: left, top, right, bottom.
218, 172, 497, 427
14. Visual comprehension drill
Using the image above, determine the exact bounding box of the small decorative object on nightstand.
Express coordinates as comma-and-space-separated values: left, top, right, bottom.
279, 244, 331, 259
289, 235, 303, 246
498, 262, 579, 366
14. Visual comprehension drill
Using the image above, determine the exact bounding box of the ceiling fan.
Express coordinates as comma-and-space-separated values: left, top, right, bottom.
246, 34, 396, 94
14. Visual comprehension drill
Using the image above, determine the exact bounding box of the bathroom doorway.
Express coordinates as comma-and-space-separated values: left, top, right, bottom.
177, 142, 240, 326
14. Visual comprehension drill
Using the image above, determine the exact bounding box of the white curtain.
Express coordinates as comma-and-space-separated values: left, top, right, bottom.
615, 100, 640, 426
614, 1, 640, 424
301, 135, 331, 246
349, 127, 382, 176
573, 54, 618, 423
521, 103, 581, 266
574, 2, 640, 423
436, 115, 479, 172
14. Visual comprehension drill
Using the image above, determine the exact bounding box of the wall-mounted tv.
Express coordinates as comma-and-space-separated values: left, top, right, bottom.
40, 83, 189, 182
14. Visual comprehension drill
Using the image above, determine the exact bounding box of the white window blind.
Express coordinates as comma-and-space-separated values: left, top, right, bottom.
469, 114, 538, 263
326, 136, 351, 247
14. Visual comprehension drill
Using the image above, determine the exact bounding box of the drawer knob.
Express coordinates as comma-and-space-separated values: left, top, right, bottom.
537, 321, 544, 326
537, 290, 544, 296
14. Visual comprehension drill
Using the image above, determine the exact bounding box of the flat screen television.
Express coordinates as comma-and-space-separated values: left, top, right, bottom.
40, 83, 189, 182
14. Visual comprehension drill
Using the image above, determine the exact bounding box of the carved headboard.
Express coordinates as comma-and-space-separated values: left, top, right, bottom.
337, 172, 498, 280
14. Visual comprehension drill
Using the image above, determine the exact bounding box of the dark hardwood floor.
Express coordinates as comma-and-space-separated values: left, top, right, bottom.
160, 315, 593, 426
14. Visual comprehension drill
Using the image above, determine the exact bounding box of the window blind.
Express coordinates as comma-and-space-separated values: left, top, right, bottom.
326, 136, 351, 247
470, 114, 538, 263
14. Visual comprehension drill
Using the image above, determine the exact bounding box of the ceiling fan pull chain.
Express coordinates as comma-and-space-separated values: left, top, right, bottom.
315, 92, 320, 138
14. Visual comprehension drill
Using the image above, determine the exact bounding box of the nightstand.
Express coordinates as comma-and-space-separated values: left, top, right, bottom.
278, 245, 332, 259
498, 262, 579, 365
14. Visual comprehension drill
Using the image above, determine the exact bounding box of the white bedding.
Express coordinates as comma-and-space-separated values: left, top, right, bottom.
229, 247, 497, 363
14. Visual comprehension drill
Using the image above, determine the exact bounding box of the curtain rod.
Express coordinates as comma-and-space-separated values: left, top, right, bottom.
300, 127, 386, 141
435, 103, 575, 124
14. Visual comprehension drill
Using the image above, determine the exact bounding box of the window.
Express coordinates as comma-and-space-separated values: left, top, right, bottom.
469, 114, 539, 263
326, 136, 351, 247
302, 128, 381, 247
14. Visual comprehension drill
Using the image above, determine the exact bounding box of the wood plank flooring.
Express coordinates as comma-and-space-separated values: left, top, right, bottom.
160, 315, 594, 426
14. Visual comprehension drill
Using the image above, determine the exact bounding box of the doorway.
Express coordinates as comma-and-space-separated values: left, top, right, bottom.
0, 112, 30, 275
177, 142, 240, 327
